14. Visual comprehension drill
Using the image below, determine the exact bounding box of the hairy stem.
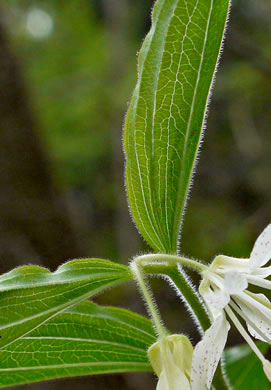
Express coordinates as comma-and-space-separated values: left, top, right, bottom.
140, 258, 230, 390
143, 263, 210, 333
136, 253, 208, 273
131, 258, 167, 338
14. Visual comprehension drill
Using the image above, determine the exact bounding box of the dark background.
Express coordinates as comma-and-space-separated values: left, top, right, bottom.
0, 0, 271, 389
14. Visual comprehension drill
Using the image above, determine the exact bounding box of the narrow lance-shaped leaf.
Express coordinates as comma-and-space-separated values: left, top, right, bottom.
124, 0, 230, 253
0, 258, 131, 350
0, 301, 156, 388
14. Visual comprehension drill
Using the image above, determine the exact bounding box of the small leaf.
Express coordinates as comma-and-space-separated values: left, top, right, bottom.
224, 342, 270, 389
124, 0, 230, 252
0, 259, 131, 350
0, 301, 156, 387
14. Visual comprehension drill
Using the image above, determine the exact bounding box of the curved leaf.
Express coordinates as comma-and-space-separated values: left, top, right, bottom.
124, 0, 230, 252
225, 342, 270, 389
0, 301, 156, 387
0, 259, 131, 350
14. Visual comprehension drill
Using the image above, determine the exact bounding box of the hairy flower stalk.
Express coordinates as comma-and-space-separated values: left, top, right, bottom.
200, 224, 271, 382
132, 225, 271, 388
132, 256, 229, 389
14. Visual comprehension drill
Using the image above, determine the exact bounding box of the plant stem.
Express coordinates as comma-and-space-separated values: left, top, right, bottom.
143, 262, 210, 333
140, 259, 229, 390
136, 253, 208, 273
132, 258, 167, 338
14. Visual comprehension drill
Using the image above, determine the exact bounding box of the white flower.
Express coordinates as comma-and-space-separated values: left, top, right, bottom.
148, 335, 193, 390
200, 223, 271, 381
148, 330, 229, 390
190, 313, 229, 389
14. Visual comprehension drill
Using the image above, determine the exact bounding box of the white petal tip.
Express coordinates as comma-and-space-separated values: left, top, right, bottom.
250, 224, 271, 270
263, 359, 271, 382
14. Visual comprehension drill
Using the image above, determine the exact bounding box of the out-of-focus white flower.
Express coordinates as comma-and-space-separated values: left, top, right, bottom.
200, 224, 271, 382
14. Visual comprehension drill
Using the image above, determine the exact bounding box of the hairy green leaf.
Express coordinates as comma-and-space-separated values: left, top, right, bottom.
0, 301, 156, 387
225, 342, 270, 389
124, 0, 230, 252
0, 259, 131, 350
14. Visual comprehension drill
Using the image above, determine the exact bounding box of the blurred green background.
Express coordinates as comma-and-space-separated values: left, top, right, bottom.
0, 0, 271, 389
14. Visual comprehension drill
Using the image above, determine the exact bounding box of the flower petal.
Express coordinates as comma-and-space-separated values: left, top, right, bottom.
250, 224, 271, 271
190, 314, 230, 390
251, 265, 271, 279
246, 274, 271, 290
203, 289, 230, 311
171, 335, 193, 378
157, 367, 191, 390
237, 293, 271, 343
148, 335, 193, 390
212, 255, 250, 274
224, 271, 248, 294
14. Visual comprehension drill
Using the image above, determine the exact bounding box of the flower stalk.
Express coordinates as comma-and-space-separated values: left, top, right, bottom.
132, 255, 230, 390
131, 257, 167, 338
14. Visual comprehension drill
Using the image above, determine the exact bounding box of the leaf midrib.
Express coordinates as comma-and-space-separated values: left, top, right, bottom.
0, 278, 129, 350
21, 336, 148, 353
172, 0, 214, 249
0, 362, 151, 373
150, 0, 180, 251
130, 0, 179, 252
0, 270, 130, 291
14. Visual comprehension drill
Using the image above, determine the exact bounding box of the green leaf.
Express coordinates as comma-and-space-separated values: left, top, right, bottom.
0, 301, 156, 387
225, 342, 270, 389
124, 0, 230, 252
0, 259, 131, 350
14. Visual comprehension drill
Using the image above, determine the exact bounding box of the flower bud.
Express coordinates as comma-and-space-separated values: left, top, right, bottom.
148, 334, 193, 390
